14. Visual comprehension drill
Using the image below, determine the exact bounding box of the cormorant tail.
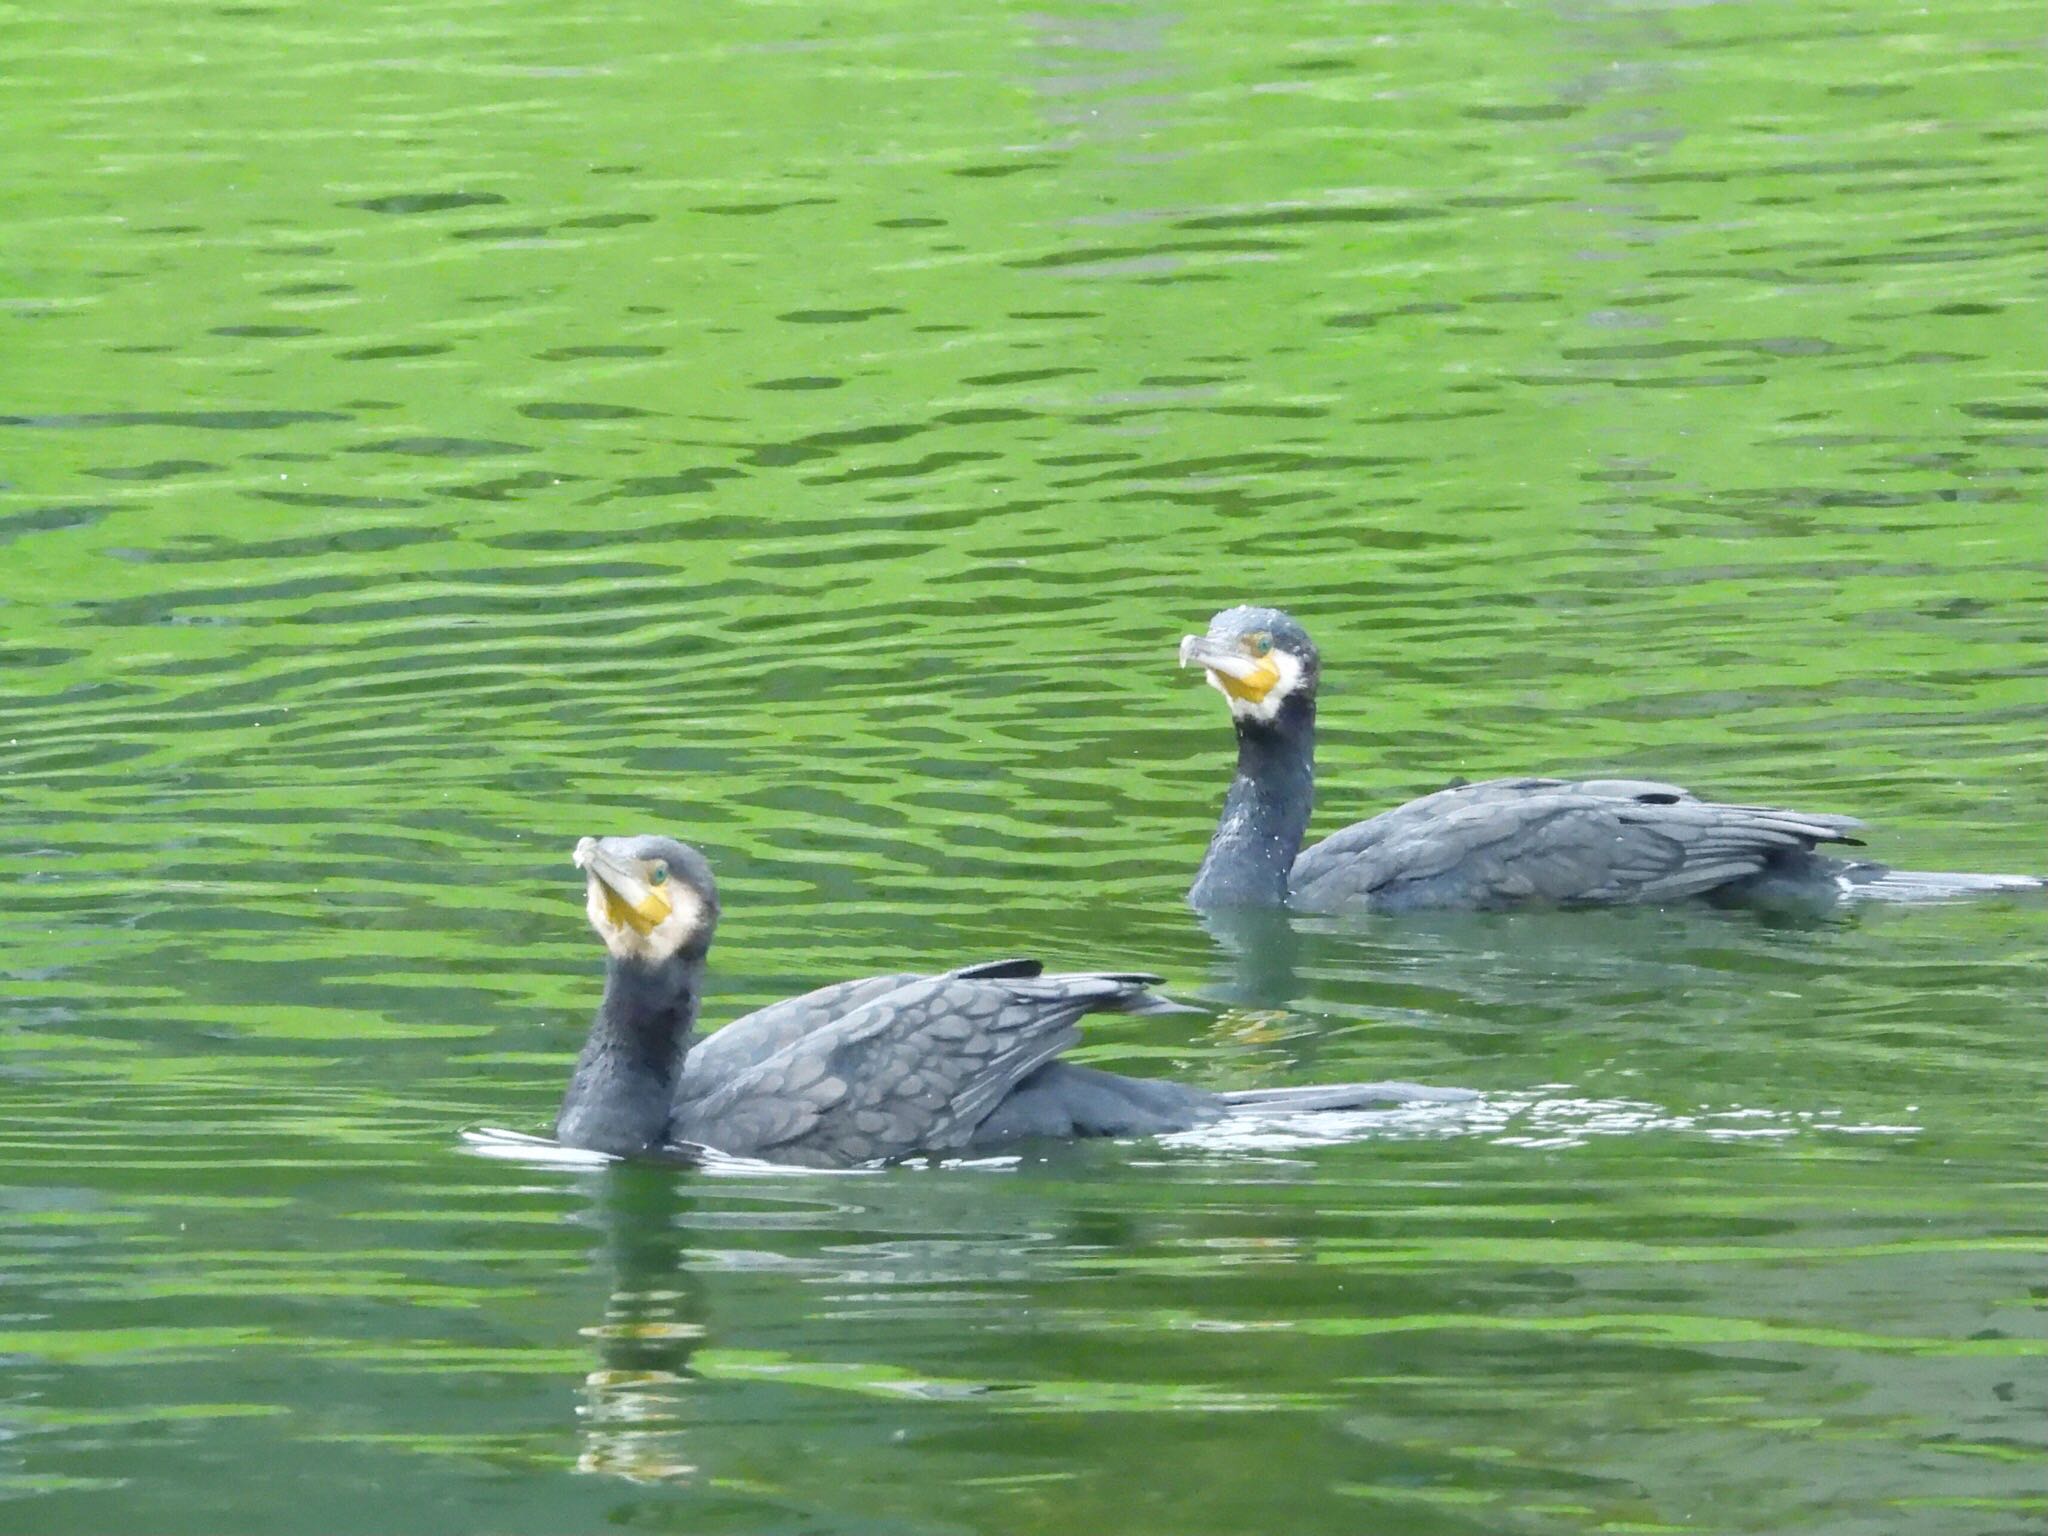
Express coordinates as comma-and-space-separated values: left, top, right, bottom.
1110, 983, 1204, 1017
1839, 865, 2046, 902
1216, 1082, 1479, 1113
949, 958, 1045, 980
1000, 972, 1202, 1016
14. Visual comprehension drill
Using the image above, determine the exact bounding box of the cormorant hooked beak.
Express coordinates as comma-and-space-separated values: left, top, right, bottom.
1179, 633, 1282, 705
575, 836, 674, 936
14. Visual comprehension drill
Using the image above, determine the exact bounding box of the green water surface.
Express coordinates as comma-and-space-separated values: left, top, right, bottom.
2, 1, 2043, 1532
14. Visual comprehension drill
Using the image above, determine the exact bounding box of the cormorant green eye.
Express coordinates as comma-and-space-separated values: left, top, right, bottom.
649, 864, 668, 885
1252, 633, 1272, 656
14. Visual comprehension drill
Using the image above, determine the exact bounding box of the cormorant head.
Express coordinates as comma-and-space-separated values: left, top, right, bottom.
574, 834, 719, 966
1177, 606, 1320, 725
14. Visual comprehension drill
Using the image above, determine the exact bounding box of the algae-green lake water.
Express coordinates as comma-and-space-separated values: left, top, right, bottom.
3, 1, 2043, 1532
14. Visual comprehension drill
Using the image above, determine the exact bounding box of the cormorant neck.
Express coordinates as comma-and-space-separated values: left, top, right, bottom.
1189, 693, 1315, 909
556, 949, 704, 1156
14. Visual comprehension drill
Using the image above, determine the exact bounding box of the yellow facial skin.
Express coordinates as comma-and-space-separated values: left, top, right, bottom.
575, 840, 675, 935
1211, 653, 1281, 703
601, 879, 670, 935
1178, 632, 1281, 703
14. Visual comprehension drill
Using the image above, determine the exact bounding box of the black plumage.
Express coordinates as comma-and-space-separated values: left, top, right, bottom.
1179, 605, 2043, 913
554, 834, 1469, 1166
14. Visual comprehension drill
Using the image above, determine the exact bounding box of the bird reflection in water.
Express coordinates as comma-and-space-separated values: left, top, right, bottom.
572, 1167, 706, 1485
1196, 903, 1306, 1010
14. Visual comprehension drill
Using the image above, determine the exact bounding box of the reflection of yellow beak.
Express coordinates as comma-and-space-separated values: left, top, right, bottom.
574, 841, 673, 935
1178, 635, 1282, 703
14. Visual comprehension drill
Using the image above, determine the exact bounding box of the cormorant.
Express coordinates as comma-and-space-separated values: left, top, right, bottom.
555, 834, 1471, 1166
1178, 604, 2043, 913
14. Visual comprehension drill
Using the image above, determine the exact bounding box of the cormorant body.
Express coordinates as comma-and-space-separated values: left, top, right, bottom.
1179, 605, 2044, 914
556, 835, 1469, 1166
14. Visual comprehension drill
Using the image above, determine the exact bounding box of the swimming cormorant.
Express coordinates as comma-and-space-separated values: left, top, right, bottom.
1178, 605, 2043, 913
556, 834, 1471, 1165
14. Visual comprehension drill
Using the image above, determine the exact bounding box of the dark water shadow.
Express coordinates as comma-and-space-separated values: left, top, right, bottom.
1194, 897, 1850, 1019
